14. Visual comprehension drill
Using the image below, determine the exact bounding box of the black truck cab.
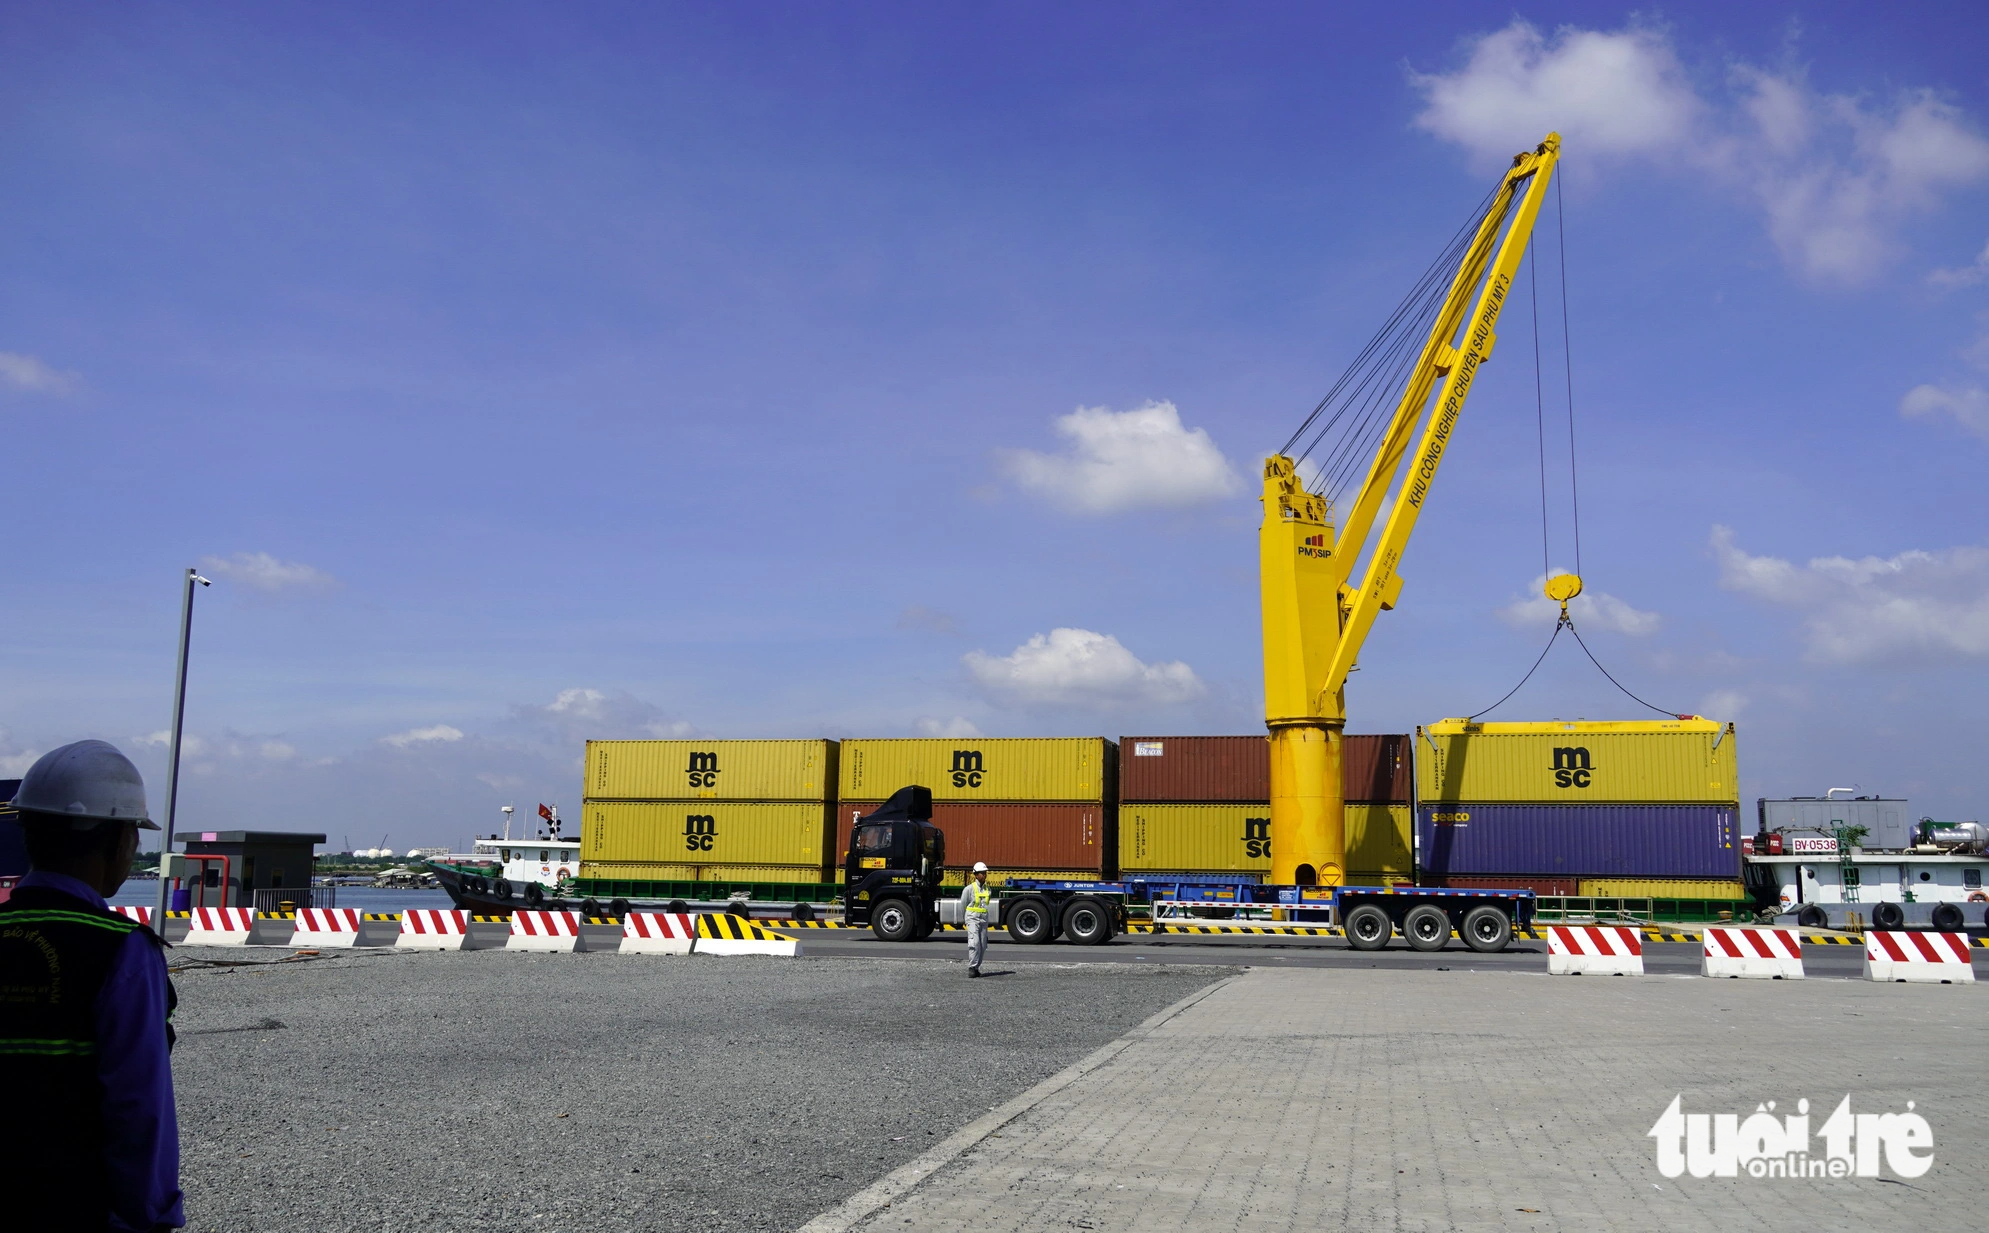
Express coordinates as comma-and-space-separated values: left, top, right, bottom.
843, 785, 947, 941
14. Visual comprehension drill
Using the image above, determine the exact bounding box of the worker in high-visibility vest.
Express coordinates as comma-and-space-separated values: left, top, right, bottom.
959, 861, 992, 977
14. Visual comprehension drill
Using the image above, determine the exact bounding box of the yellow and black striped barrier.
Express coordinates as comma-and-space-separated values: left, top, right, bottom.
696, 913, 798, 942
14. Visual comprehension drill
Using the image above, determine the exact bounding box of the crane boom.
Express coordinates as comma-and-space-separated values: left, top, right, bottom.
1260, 133, 1561, 886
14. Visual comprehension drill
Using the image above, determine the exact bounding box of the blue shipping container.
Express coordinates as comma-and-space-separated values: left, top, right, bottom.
1416, 803, 1739, 880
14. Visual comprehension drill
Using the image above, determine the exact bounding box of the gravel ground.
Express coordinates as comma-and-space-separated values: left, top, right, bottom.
166, 947, 1231, 1232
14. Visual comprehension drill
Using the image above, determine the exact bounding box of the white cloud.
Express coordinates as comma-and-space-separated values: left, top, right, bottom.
0, 351, 80, 395
997, 401, 1242, 514
137, 730, 208, 757
1409, 21, 1989, 283
1699, 689, 1748, 721
1410, 22, 1698, 163
200, 551, 338, 593
1497, 573, 1662, 635
1930, 239, 1989, 288
1713, 525, 1989, 664
521, 687, 696, 739
915, 715, 983, 738
964, 628, 1205, 709
1901, 383, 1989, 440
381, 724, 464, 748
259, 741, 296, 761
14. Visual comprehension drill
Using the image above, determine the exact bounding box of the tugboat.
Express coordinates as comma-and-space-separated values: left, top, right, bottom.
424, 805, 603, 917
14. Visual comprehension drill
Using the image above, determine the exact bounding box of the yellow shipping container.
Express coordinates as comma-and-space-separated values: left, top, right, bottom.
584, 739, 836, 802
1579, 878, 1747, 901
583, 801, 834, 868
580, 862, 830, 885
1119, 803, 1411, 878
839, 738, 1111, 803
1416, 719, 1738, 804
938, 869, 1102, 888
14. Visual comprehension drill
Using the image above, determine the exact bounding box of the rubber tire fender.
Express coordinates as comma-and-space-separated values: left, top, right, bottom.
1402, 904, 1450, 952
1061, 897, 1114, 946
523, 882, 545, 908
1343, 903, 1392, 952
871, 898, 918, 942
1796, 904, 1828, 929
1461, 904, 1513, 953
609, 898, 632, 921
1871, 902, 1905, 930
581, 898, 604, 922
492, 878, 513, 901
666, 899, 690, 915
791, 902, 817, 923
1006, 897, 1054, 944
1930, 902, 1965, 932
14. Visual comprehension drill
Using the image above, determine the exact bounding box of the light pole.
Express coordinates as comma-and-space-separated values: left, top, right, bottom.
154, 567, 212, 923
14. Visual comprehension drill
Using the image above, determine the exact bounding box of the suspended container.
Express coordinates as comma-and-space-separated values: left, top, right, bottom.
585, 739, 837, 802
1118, 803, 1410, 882
583, 801, 835, 868
1415, 719, 1737, 804
836, 801, 1109, 875
1416, 803, 1741, 880
839, 738, 1113, 803
1419, 874, 1581, 896
1117, 734, 1411, 804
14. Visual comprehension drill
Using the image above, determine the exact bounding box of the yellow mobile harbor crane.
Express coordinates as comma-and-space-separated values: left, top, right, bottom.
1262, 134, 1561, 887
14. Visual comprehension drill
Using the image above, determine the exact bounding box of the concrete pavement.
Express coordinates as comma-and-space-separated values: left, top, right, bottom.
799, 965, 1986, 1232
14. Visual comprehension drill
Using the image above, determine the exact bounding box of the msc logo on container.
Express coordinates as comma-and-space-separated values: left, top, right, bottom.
950, 750, 985, 789
1552, 746, 1593, 789
1242, 817, 1271, 859
686, 751, 719, 788
684, 814, 717, 852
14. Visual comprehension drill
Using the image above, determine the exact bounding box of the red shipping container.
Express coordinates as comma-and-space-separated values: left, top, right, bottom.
1118, 734, 1411, 803
836, 802, 1109, 874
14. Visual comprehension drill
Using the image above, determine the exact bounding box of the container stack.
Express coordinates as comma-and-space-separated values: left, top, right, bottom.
1414, 719, 1743, 898
836, 738, 1116, 885
1116, 734, 1415, 884
579, 740, 838, 887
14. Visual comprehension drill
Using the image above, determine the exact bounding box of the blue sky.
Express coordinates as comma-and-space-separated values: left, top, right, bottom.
4, 3, 1987, 849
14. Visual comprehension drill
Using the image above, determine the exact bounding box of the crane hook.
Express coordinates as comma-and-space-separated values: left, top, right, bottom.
1543, 573, 1583, 622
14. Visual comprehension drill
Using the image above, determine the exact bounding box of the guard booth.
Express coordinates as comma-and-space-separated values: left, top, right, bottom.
179, 830, 327, 910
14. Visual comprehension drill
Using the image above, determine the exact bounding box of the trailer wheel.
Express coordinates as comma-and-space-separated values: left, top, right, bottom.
1461, 905, 1512, 953
1006, 897, 1054, 944
1344, 904, 1391, 951
1796, 904, 1826, 929
872, 898, 917, 942
1403, 905, 1450, 952
1931, 903, 1964, 931
1062, 898, 1114, 945
1872, 902, 1905, 930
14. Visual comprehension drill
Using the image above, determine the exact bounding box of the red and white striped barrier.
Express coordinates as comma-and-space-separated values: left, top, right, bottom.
620, 912, 696, 955
397, 909, 475, 950
1702, 926, 1804, 979
113, 905, 153, 928
1547, 925, 1643, 976
1864, 931, 1975, 984
508, 910, 586, 952
183, 906, 261, 946
291, 908, 365, 949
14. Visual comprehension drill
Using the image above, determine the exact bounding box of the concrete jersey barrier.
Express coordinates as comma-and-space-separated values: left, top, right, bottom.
620, 912, 697, 955
695, 913, 804, 958
509, 910, 586, 952
1864, 931, 1975, 984
1546, 925, 1643, 976
183, 906, 261, 946
291, 908, 365, 948
397, 909, 478, 950
113, 905, 153, 928
1701, 926, 1804, 979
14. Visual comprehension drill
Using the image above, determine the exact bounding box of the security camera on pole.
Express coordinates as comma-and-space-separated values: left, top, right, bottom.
153, 568, 212, 925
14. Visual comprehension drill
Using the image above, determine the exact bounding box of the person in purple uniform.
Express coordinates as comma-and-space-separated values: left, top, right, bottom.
0, 740, 183, 1231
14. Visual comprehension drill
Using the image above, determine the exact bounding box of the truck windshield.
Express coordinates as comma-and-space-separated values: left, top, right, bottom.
854, 825, 892, 854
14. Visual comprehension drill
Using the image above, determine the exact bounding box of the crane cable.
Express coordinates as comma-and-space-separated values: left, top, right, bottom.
1470, 177, 1680, 721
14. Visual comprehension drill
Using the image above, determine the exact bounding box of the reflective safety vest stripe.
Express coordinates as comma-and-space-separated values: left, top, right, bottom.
967, 883, 991, 917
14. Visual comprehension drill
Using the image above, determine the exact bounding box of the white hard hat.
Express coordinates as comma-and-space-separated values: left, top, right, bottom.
11, 740, 158, 829
972, 861, 989, 873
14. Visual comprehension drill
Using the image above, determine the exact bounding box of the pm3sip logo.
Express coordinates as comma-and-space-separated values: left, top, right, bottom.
1296, 533, 1329, 559
1649, 1096, 1933, 1180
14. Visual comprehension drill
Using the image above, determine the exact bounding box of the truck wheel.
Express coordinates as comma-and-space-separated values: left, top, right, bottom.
1006, 897, 1054, 944
1344, 904, 1391, 951
1403, 904, 1450, 952
1461, 905, 1512, 953
1931, 903, 1964, 931
1062, 898, 1114, 945
1796, 904, 1826, 929
1872, 902, 1905, 930
872, 899, 917, 942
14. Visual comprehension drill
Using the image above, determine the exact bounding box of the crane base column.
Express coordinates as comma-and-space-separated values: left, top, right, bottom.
1267, 721, 1347, 887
